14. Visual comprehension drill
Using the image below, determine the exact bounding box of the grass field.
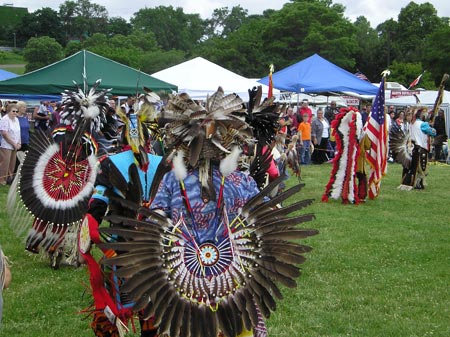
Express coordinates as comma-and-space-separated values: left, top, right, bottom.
0, 162, 449, 337
0, 51, 25, 74
0, 65, 25, 75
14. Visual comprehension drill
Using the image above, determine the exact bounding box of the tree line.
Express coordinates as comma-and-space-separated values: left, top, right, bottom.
2, 0, 449, 89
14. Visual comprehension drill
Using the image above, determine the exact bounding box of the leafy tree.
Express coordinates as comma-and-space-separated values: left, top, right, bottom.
204, 6, 249, 39
423, 25, 450, 87
131, 6, 205, 52
261, 0, 358, 70
395, 2, 445, 63
375, 19, 400, 71
139, 49, 186, 74
79, 31, 160, 70
81, 33, 142, 68
23, 36, 64, 72
14, 8, 65, 47
107, 17, 132, 37
59, 0, 108, 42
387, 61, 434, 89
65, 40, 82, 56
353, 16, 382, 81
196, 17, 270, 77
125, 31, 159, 52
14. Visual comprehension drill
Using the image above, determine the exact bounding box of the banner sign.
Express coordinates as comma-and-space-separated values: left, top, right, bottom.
390, 90, 421, 98
342, 95, 360, 106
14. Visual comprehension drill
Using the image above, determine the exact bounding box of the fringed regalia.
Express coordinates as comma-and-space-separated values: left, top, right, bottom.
0, 247, 7, 324
78, 92, 166, 337
397, 109, 436, 190
322, 107, 362, 204
93, 88, 318, 337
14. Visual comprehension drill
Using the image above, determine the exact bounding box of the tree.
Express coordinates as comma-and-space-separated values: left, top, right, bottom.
387, 61, 434, 89
204, 6, 249, 39
395, 2, 445, 63
65, 40, 82, 56
79, 31, 160, 70
23, 36, 64, 72
15, 8, 65, 47
353, 16, 382, 81
59, 0, 109, 42
139, 49, 186, 75
423, 25, 450, 87
261, 0, 358, 70
107, 17, 132, 37
196, 17, 270, 77
131, 6, 205, 52
375, 19, 399, 70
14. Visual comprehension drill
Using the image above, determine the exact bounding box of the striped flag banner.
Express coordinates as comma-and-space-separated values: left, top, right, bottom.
364, 77, 387, 199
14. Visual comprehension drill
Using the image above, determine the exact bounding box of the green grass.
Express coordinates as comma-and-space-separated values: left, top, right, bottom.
0, 65, 25, 75
0, 51, 25, 65
0, 163, 449, 337
0, 51, 25, 74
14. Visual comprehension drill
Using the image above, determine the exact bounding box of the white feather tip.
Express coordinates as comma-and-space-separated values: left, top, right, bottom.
220, 146, 242, 176
173, 150, 188, 181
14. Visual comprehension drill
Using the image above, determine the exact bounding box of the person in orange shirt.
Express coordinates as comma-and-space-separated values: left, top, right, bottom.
297, 113, 312, 164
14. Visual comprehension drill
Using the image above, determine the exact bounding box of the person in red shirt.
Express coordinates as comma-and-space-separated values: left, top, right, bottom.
298, 100, 313, 123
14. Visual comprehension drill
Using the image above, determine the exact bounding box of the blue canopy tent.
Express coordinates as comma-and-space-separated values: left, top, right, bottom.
0, 94, 60, 101
258, 54, 378, 95
0, 69, 18, 81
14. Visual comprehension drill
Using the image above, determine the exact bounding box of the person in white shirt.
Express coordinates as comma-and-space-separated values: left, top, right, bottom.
0, 104, 21, 185
403, 108, 436, 189
311, 108, 330, 164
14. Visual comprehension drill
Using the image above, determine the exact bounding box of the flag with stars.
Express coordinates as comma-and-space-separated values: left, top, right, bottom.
364, 77, 387, 199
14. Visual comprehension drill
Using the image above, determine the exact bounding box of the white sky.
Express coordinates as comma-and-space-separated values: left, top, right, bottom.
6, 0, 450, 28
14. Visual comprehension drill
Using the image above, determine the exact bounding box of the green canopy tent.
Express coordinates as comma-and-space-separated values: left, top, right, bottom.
0, 50, 177, 96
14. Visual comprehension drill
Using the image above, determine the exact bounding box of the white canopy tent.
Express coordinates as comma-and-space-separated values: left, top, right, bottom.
152, 57, 278, 101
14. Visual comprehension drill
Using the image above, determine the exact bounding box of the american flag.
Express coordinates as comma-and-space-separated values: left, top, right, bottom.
364, 78, 387, 199
355, 71, 369, 82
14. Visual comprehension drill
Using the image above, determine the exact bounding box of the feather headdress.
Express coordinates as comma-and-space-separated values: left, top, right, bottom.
60, 79, 111, 133
163, 87, 252, 200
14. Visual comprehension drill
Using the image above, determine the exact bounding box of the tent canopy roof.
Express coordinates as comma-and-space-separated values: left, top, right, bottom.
0, 69, 18, 81
0, 50, 177, 96
258, 54, 378, 95
152, 56, 275, 101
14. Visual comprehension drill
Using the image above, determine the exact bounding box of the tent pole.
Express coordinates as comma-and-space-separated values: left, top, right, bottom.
83, 50, 87, 93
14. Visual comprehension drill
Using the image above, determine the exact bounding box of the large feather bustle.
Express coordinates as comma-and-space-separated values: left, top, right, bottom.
19, 129, 98, 227
99, 176, 317, 337
389, 124, 412, 168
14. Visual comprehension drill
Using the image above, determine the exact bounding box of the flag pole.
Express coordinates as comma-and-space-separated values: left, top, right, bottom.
429, 73, 449, 123
268, 64, 274, 98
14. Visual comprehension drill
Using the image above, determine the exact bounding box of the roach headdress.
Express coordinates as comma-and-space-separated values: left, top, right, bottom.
162, 87, 252, 200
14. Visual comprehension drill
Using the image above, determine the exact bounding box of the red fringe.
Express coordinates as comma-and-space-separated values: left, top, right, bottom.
323, 109, 361, 204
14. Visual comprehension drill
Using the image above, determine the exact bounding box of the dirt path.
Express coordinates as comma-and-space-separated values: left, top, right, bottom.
0, 64, 25, 68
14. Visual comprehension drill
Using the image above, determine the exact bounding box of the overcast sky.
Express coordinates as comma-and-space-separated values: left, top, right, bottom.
8, 0, 450, 27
